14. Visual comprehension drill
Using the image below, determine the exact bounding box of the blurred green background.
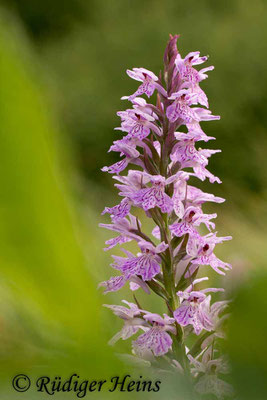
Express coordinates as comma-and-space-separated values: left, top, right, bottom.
0, 0, 266, 398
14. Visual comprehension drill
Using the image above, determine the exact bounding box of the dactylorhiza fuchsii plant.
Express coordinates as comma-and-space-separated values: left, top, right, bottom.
99, 35, 233, 399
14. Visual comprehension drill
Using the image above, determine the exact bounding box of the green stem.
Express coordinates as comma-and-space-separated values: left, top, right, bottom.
152, 108, 189, 371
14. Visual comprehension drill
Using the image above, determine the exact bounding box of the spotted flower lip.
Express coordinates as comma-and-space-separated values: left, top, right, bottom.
166, 89, 201, 123
186, 232, 232, 275
132, 311, 175, 357
102, 198, 132, 222
129, 172, 184, 214
116, 108, 162, 139
170, 205, 217, 237
111, 240, 168, 281
98, 275, 126, 294
173, 277, 224, 335
133, 326, 173, 357
126, 67, 167, 100
100, 35, 233, 398
175, 51, 214, 85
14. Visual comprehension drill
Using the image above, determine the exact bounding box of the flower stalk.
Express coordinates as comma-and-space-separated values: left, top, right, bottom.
99, 35, 233, 399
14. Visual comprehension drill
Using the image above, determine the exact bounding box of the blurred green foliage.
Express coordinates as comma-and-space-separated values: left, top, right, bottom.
0, 11, 122, 397
8, 0, 265, 199
1, 0, 87, 40
226, 272, 267, 400
2, 0, 267, 199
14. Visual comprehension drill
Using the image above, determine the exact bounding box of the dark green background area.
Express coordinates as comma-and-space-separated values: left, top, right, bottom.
3, 0, 267, 196
0, 1, 266, 399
